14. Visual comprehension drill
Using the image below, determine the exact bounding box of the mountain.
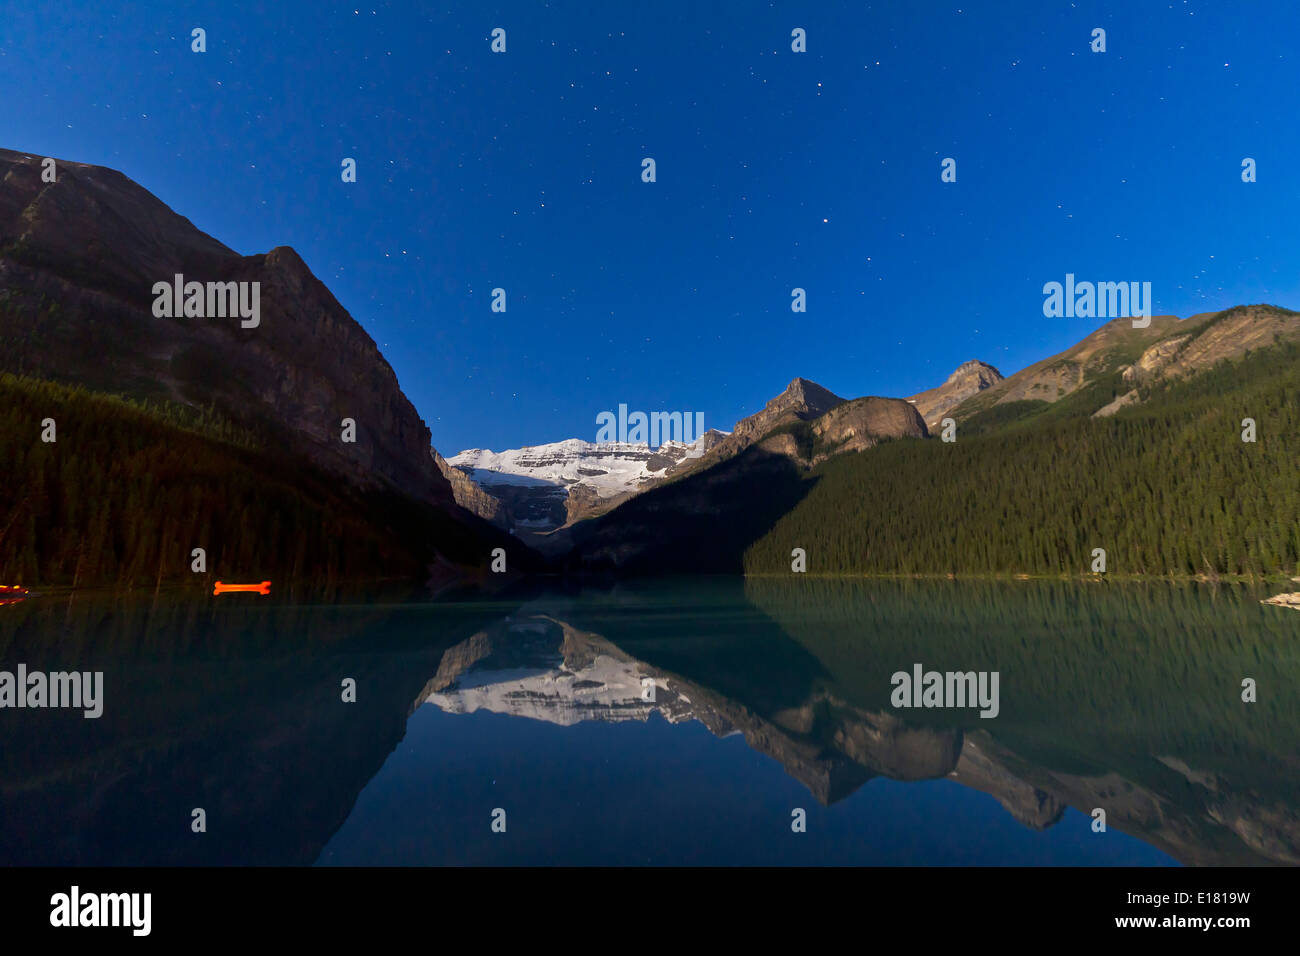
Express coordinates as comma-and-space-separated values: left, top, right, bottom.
727, 376, 845, 444
675, 376, 847, 476
562, 306, 1300, 580
445, 432, 728, 539
941, 307, 1300, 431
1096, 304, 1300, 416
0, 148, 452, 506
564, 380, 926, 573
798, 395, 930, 464
906, 359, 1003, 428
949, 315, 1189, 422
445, 377, 846, 543
743, 308, 1300, 578
0, 148, 534, 586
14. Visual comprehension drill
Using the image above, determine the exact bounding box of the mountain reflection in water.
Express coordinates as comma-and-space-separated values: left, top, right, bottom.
2, 579, 1295, 866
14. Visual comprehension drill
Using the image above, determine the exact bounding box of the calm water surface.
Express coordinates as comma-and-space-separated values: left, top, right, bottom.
2, 578, 1296, 866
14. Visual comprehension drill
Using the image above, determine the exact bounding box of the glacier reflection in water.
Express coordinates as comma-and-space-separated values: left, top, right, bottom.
2, 578, 1294, 866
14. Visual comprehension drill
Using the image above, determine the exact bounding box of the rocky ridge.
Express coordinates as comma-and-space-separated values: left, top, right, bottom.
905, 359, 1004, 428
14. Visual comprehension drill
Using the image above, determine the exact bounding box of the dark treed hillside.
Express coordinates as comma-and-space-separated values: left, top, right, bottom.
0, 374, 535, 588
744, 342, 1300, 578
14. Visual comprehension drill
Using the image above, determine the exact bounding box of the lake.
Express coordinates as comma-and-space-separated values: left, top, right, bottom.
1, 578, 1296, 866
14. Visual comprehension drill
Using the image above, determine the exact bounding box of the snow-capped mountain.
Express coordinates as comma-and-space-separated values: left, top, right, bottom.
446, 431, 727, 535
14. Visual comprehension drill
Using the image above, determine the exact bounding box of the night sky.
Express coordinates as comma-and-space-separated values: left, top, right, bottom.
3, 1, 1297, 453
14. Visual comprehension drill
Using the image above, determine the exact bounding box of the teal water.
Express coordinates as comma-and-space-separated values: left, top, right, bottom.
1, 579, 1296, 865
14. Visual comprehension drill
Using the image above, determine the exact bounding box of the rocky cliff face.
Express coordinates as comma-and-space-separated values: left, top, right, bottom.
732, 376, 845, 441
0, 148, 454, 507
679, 376, 845, 475
975, 315, 1186, 410
1144, 305, 1300, 380
809, 395, 929, 462
433, 449, 509, 528
938, 306, 1300, 423
1094, 305, 1300, 417
1121, 334, 1193, 384
906, 359, 1003, 427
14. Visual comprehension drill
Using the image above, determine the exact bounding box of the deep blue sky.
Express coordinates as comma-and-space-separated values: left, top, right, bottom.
3, 1, 1298, 453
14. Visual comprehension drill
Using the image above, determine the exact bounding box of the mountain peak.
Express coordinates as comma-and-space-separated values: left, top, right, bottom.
947, 359, 1003, 384
770, 377, 844, 416
907, 360, 1004, 427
